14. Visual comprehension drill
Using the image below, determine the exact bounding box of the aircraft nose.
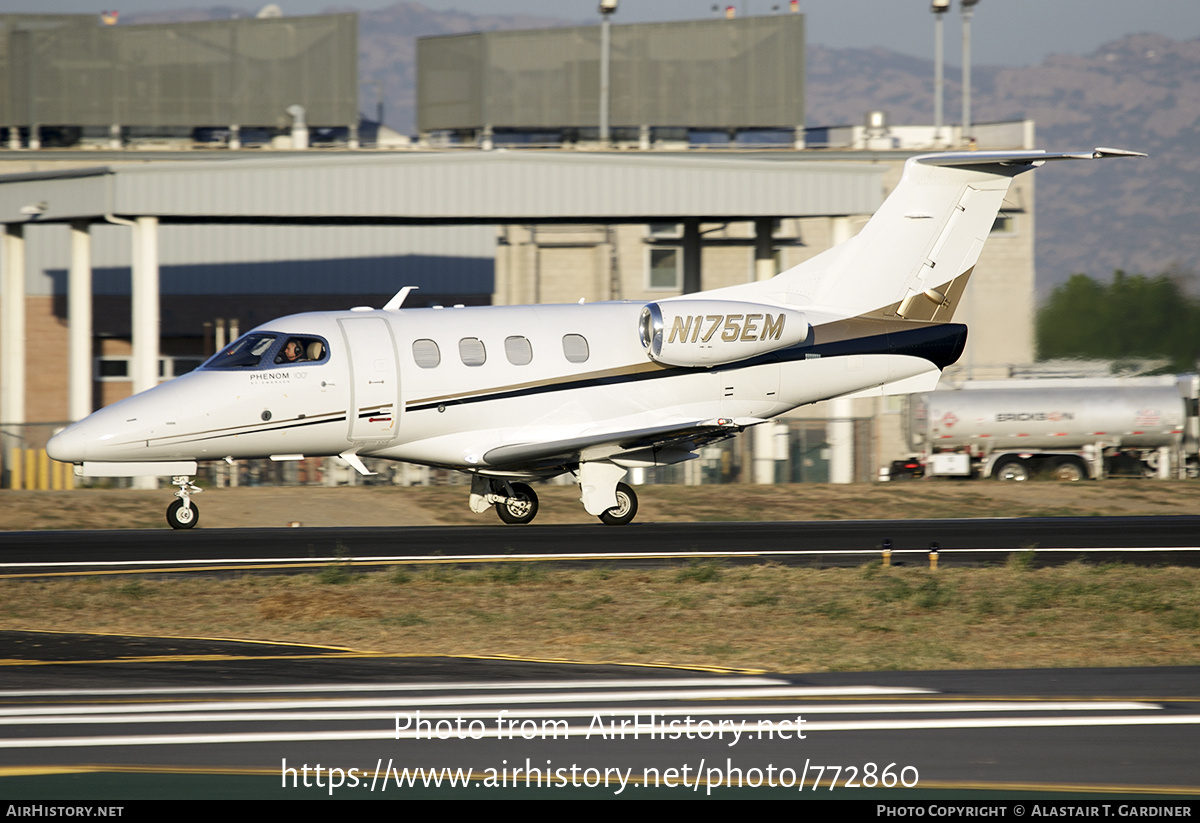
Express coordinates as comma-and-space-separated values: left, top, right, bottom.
46, 424, 86, 463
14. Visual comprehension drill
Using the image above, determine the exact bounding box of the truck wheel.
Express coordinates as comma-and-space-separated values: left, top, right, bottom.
1051, 459, 1086, 482
993, 459, 1029, 482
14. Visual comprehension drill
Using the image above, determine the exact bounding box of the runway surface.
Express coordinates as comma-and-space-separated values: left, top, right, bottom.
2, 515, 1199, 577
0, 632, 1198, 800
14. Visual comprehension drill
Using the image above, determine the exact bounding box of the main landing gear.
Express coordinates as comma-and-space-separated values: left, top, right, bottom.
598, 482, 638, 526
496, 482, 539, 525
469, 477, 541, 525
166, 476, 201, 530
468, 468, 639, 526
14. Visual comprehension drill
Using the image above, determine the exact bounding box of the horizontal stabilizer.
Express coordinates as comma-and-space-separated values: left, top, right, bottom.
916, 147, 1146, 167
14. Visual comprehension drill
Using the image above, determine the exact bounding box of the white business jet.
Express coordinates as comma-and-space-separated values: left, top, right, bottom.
47, 148, 1142, 528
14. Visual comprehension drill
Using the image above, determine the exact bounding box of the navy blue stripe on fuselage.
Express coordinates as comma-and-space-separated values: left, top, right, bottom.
405, 324, 967, 414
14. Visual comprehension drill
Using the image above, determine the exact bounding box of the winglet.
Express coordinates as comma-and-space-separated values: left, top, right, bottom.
1092, 147, 1147, 158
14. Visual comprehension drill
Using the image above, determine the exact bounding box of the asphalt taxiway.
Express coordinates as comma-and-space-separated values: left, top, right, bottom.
1, 515, 1198, 577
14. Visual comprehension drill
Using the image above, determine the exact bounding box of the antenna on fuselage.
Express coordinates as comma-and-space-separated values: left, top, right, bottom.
383, 286, 420, 311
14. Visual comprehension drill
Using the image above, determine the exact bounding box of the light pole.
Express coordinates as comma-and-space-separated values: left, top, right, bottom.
599, 0, 618, 146
961, 0, 980, 145
931, 0, 949, 145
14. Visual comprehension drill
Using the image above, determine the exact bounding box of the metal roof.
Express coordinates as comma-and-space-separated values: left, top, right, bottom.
0, 151, 884, 226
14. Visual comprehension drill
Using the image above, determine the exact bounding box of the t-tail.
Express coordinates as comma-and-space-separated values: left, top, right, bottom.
699, 148, 1145, 323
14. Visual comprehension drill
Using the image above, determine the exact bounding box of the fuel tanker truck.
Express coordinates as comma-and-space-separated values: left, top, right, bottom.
896, 376, 1200, 481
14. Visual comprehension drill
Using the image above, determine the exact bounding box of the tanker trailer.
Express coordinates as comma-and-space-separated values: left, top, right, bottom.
902, 379, 1199, 480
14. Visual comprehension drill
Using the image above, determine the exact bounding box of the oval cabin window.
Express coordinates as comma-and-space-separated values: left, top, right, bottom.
459, 337, 487, 366
562, 334, 589, 363
505, 336, 533, 366
412, 339, 440, 369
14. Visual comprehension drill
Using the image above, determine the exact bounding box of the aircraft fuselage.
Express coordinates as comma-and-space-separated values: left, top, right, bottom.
50, 301, 957, 477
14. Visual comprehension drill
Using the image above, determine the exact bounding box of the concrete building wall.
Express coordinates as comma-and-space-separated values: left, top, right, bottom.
22, 296, 69, 424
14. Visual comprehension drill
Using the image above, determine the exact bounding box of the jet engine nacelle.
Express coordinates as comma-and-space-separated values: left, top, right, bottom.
639, 300, 810, 367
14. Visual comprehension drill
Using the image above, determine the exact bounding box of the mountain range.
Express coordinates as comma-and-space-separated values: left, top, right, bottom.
127, 3, 1200, 298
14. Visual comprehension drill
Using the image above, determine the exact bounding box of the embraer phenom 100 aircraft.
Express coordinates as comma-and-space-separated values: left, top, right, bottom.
47, 148, 1142, 528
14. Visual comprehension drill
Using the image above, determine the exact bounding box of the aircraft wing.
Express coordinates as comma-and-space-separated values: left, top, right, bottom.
482, 417, 763, 471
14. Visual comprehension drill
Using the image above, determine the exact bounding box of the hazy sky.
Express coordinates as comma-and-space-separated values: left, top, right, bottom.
21, 0, 1200, 66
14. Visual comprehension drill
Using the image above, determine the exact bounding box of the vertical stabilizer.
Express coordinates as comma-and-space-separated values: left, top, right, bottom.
700, 149, 1143, 321
807, 153, 1026, 319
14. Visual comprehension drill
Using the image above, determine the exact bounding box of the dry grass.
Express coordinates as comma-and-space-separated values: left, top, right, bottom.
3, 561, 1197, 672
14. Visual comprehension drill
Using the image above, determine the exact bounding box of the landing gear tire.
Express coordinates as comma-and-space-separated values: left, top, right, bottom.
167, 499, 199, 530
994, 459, 1030, 482
598, 482, 638, 526
496, 482, 539, 525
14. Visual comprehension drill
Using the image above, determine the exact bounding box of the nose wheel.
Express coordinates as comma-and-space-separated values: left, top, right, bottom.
167, 476, 201, 530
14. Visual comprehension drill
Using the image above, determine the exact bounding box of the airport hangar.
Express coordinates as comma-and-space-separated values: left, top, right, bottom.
0, 150, 887, 487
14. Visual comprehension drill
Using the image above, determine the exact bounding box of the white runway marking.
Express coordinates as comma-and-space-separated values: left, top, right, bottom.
0, 676, 1185, 750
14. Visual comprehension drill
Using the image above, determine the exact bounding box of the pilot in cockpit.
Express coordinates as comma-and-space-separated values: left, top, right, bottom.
275, 337, 326, 364
277, 338, 307, 363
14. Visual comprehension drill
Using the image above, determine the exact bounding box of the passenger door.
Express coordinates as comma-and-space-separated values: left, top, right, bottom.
338, 316, 400, 443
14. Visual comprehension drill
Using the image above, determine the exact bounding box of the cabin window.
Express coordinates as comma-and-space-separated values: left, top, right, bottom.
562, 334, 589, 363
413, 339, 441, 368
505, 336, 533, 366
459, 337, 487, 366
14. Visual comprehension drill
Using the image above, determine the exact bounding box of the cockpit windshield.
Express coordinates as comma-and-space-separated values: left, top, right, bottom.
202, 333, 329, 370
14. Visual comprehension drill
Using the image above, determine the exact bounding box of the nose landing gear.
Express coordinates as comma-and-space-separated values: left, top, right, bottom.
167, 476, 201, 529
